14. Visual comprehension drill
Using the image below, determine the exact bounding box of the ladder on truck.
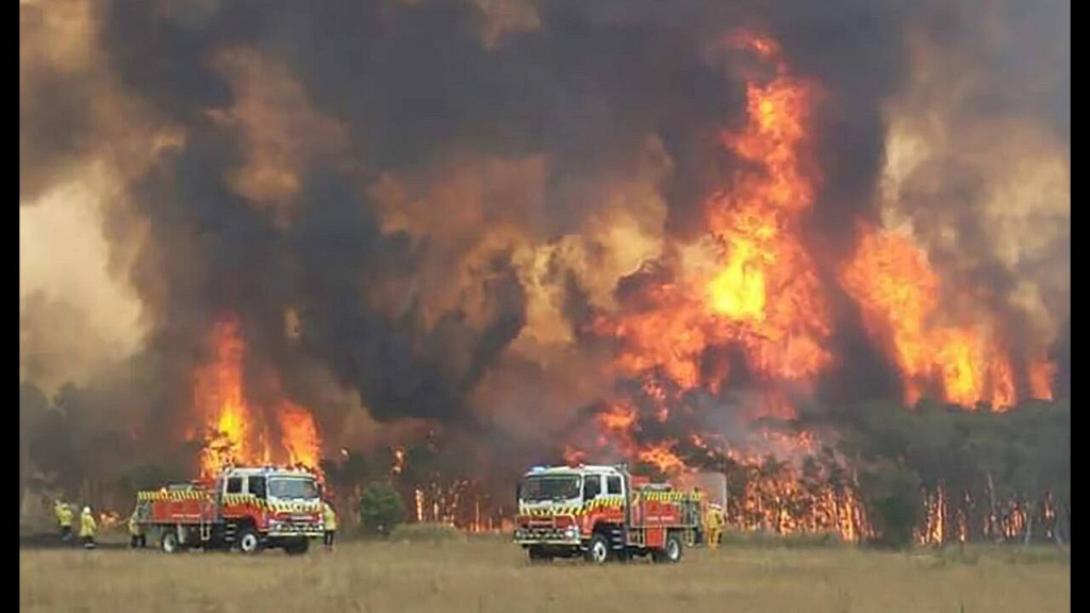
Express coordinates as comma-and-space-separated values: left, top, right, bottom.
199, 494, 215, 543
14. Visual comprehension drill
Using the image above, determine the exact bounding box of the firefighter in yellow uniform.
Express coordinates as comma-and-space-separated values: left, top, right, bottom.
322, 500, 337, 551
128, 509, 146, 548
54, 500, 73, 541
79, 506, 97, 549
705, 503, 724, 550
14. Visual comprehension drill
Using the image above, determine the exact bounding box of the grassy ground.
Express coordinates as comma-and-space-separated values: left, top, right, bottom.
20, 536, 1069, 613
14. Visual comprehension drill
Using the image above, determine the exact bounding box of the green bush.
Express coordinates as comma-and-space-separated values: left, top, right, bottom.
859, 461, 923, 550
358, 481, 405, 537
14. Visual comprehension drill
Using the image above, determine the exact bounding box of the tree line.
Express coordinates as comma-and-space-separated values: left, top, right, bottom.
838, 397, 1070, 548
21, 379, 1069, 548
671, 397, 1071, 548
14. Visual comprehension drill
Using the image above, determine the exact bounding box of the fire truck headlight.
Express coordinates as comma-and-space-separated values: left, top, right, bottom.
564, 526, 578, 539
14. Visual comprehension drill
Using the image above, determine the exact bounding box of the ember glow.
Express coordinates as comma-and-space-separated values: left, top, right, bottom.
915, 485, 1060, 546
391, 446, 407, 475
725, 463, 870, 542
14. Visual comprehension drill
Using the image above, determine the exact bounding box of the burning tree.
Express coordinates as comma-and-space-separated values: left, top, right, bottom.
193, 316, 323, 478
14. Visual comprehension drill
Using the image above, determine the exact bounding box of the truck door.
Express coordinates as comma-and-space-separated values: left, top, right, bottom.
225, 476, 243, 497
224, 476, 243, 518
246, 476, 267, 529
582, 474, 602, 504
606, 475, 623, 513
606, 474, 626, 540
216, 476, 245, 543
247, 476, 266, 499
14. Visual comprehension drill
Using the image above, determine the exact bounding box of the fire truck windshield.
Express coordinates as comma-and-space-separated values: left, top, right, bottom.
268, 477, 318, 500
519, 475, 581, 502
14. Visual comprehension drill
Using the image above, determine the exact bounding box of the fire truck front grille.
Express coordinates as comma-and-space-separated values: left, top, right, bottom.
268, 520, 323, 536
514, 524, 580, 543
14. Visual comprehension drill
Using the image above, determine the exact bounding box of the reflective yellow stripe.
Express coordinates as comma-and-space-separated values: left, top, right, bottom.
638, 491, 701, 502
269, 501, 320, 513
136, 490, 319, 511
519, 496, 627, 517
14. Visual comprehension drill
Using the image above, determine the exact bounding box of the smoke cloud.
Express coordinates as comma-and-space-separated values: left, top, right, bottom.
20, 0, 1068, 493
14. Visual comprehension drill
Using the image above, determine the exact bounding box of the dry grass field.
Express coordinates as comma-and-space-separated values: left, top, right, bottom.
20, 536, 1069, 613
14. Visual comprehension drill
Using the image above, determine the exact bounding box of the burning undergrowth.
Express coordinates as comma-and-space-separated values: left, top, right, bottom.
20, 0, 1067, 545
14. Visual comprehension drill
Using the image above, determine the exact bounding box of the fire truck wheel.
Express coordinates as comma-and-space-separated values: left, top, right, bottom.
585, 534, 611, 565
653, 533, 683, 564
284, 539, 309, 555
237, 529, 263, 554
527, 546, 551, 564
160, 530, 181, 554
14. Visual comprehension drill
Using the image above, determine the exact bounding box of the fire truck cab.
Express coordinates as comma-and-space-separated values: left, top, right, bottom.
514, 464, 703, 564
135, 466, 325, 555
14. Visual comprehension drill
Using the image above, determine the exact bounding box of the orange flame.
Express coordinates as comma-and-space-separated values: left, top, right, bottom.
566, 414, 871, 542
562, 446, 587, 466
278, 400, 321, 469
568, 30, 1059, 545
637, 442, 686, 475
1029, 357, 1057, 401
195, 314, 323, 476
98, 511, 122, 530
705, 37, 831, 383
597, 30, 830, 404
915, 486, 1048, 545
598, 402, 638, 434
839, 226, 1033, 410
195, 316, 262, 476
579, 32, 843, 528
391, 446, 406, 475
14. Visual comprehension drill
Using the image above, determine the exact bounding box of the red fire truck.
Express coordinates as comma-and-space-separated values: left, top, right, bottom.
134, 466, 325, 555
514, 464, 704, 564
